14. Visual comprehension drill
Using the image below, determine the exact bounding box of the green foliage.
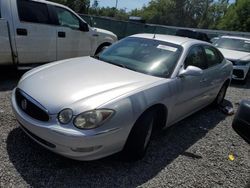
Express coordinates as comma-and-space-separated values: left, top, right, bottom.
49, 0, 90, 13
217, 0, 250, 32
49, 0, 249, 32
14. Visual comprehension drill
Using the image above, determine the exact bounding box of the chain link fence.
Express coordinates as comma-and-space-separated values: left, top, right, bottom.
79, 14, 250, 40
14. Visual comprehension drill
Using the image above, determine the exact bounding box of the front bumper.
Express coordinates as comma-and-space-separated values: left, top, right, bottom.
232, 65, 250, 80
11, 89, 126, 161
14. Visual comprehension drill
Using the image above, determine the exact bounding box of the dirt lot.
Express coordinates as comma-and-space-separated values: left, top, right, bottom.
0, 68, 249, 188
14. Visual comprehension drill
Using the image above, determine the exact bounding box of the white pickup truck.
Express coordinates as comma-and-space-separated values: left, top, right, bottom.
0, 0, 117, 66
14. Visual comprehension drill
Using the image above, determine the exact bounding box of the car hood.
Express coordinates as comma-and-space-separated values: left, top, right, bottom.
218, 48, 250, 61
18, 57, 162, 114
93, 27, 117, 40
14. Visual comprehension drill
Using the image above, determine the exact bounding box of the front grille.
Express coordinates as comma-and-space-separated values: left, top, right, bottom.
16, 89, 50, 122
233, 69, 244, 78
20, 124, 56, 148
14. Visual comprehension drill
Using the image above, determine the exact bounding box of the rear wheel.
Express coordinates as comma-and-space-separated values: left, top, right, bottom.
214, 83, 228, 106
122, 110, 155, 161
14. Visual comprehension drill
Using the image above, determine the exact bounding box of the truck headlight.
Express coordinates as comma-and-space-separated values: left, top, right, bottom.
74, 109, 114, 130
58, 109, 73, 124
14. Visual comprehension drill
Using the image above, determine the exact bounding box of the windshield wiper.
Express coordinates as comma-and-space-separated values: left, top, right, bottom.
97, 57, 137, 72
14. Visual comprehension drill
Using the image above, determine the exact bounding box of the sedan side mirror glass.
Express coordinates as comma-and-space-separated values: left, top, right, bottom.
179, 65, 203, 77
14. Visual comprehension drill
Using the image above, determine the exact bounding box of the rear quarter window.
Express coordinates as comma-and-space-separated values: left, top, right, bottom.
17, 0, 51, 24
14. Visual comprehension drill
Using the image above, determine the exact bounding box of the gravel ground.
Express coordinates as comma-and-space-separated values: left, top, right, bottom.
0, 68, 249, 188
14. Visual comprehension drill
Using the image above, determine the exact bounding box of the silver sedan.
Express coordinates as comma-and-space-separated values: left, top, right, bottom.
11, 34, 233, 161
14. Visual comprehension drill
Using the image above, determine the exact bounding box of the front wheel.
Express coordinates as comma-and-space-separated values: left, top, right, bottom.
122, 110, 155, 161
94, 44, 110, 56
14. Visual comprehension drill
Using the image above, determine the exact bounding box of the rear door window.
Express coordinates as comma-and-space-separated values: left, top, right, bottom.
17, 0, 51, 24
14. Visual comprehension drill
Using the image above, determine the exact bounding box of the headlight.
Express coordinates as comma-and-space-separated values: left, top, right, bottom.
235, 61, 249, 66
74, 109, 114, 130
58, 108, 73, 124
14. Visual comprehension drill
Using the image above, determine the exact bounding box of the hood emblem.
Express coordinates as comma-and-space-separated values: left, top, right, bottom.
21, 99, 28, 110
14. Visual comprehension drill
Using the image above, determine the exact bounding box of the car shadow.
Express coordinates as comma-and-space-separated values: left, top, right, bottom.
0, 67, 27, 91
6, 103, 229, 187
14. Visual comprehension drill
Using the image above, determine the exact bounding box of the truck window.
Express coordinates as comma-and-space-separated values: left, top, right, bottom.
17, 0, 51, 24
54, 7, 80, 29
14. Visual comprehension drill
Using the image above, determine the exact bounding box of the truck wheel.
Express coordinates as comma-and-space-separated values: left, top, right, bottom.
95, 43, 111, 55
122, 110, 155, 161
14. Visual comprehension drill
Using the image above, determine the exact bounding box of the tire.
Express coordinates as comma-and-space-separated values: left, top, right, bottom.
122, 110, 155, 161
95, 44, 110, 55
213, 83, 228, 106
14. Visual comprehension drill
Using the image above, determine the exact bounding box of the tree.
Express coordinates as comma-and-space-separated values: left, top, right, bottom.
92, 0, 99, 9
217, 0, 250, 31
50, 0, 90, 14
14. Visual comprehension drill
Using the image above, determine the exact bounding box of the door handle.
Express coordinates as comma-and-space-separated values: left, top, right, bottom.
200, 78, 208, 83
16, 28, 27, 36
58, 31, 66, 38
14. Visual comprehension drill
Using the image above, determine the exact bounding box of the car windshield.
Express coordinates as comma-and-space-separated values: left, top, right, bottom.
214, 38, 250, 53
98, 37, 182, 78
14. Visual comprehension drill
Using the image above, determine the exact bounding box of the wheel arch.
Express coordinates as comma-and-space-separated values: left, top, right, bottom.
224, 78, 231, 87
134, 103, 168, 131
94, 42, 112, 55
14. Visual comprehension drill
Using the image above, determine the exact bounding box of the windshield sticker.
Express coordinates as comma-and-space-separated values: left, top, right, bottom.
157, 45, 177, 52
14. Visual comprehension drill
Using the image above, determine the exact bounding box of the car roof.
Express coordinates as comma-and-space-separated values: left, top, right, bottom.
130, 33, 208, 46
221, 35, 250, 41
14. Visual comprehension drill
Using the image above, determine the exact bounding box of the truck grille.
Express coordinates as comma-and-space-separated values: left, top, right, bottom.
233, 69, 244, 79
15, 89, 50, 122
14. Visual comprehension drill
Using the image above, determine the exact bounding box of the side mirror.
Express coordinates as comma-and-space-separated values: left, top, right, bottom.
178, 65, 203, 77
80, 22, 89, 32
232, 100, 250, 144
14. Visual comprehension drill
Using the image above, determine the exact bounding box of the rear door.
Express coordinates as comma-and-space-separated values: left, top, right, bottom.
51, 6, 92, 60
12, 0, 57, 64
201, 45, 226, 103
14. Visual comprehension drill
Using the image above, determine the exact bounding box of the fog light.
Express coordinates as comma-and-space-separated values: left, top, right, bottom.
70, 145, 102, 153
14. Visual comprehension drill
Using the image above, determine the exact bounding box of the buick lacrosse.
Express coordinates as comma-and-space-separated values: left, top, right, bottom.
12, 34, 233, 161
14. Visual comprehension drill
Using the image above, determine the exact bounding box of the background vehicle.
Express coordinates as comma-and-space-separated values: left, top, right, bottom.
211, 37, 220, 44
176, 29, 211, 43
12, 34, 233, 161
0, 0, 117, 66
214, 36, 250, 82
232, 100, 250, 144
